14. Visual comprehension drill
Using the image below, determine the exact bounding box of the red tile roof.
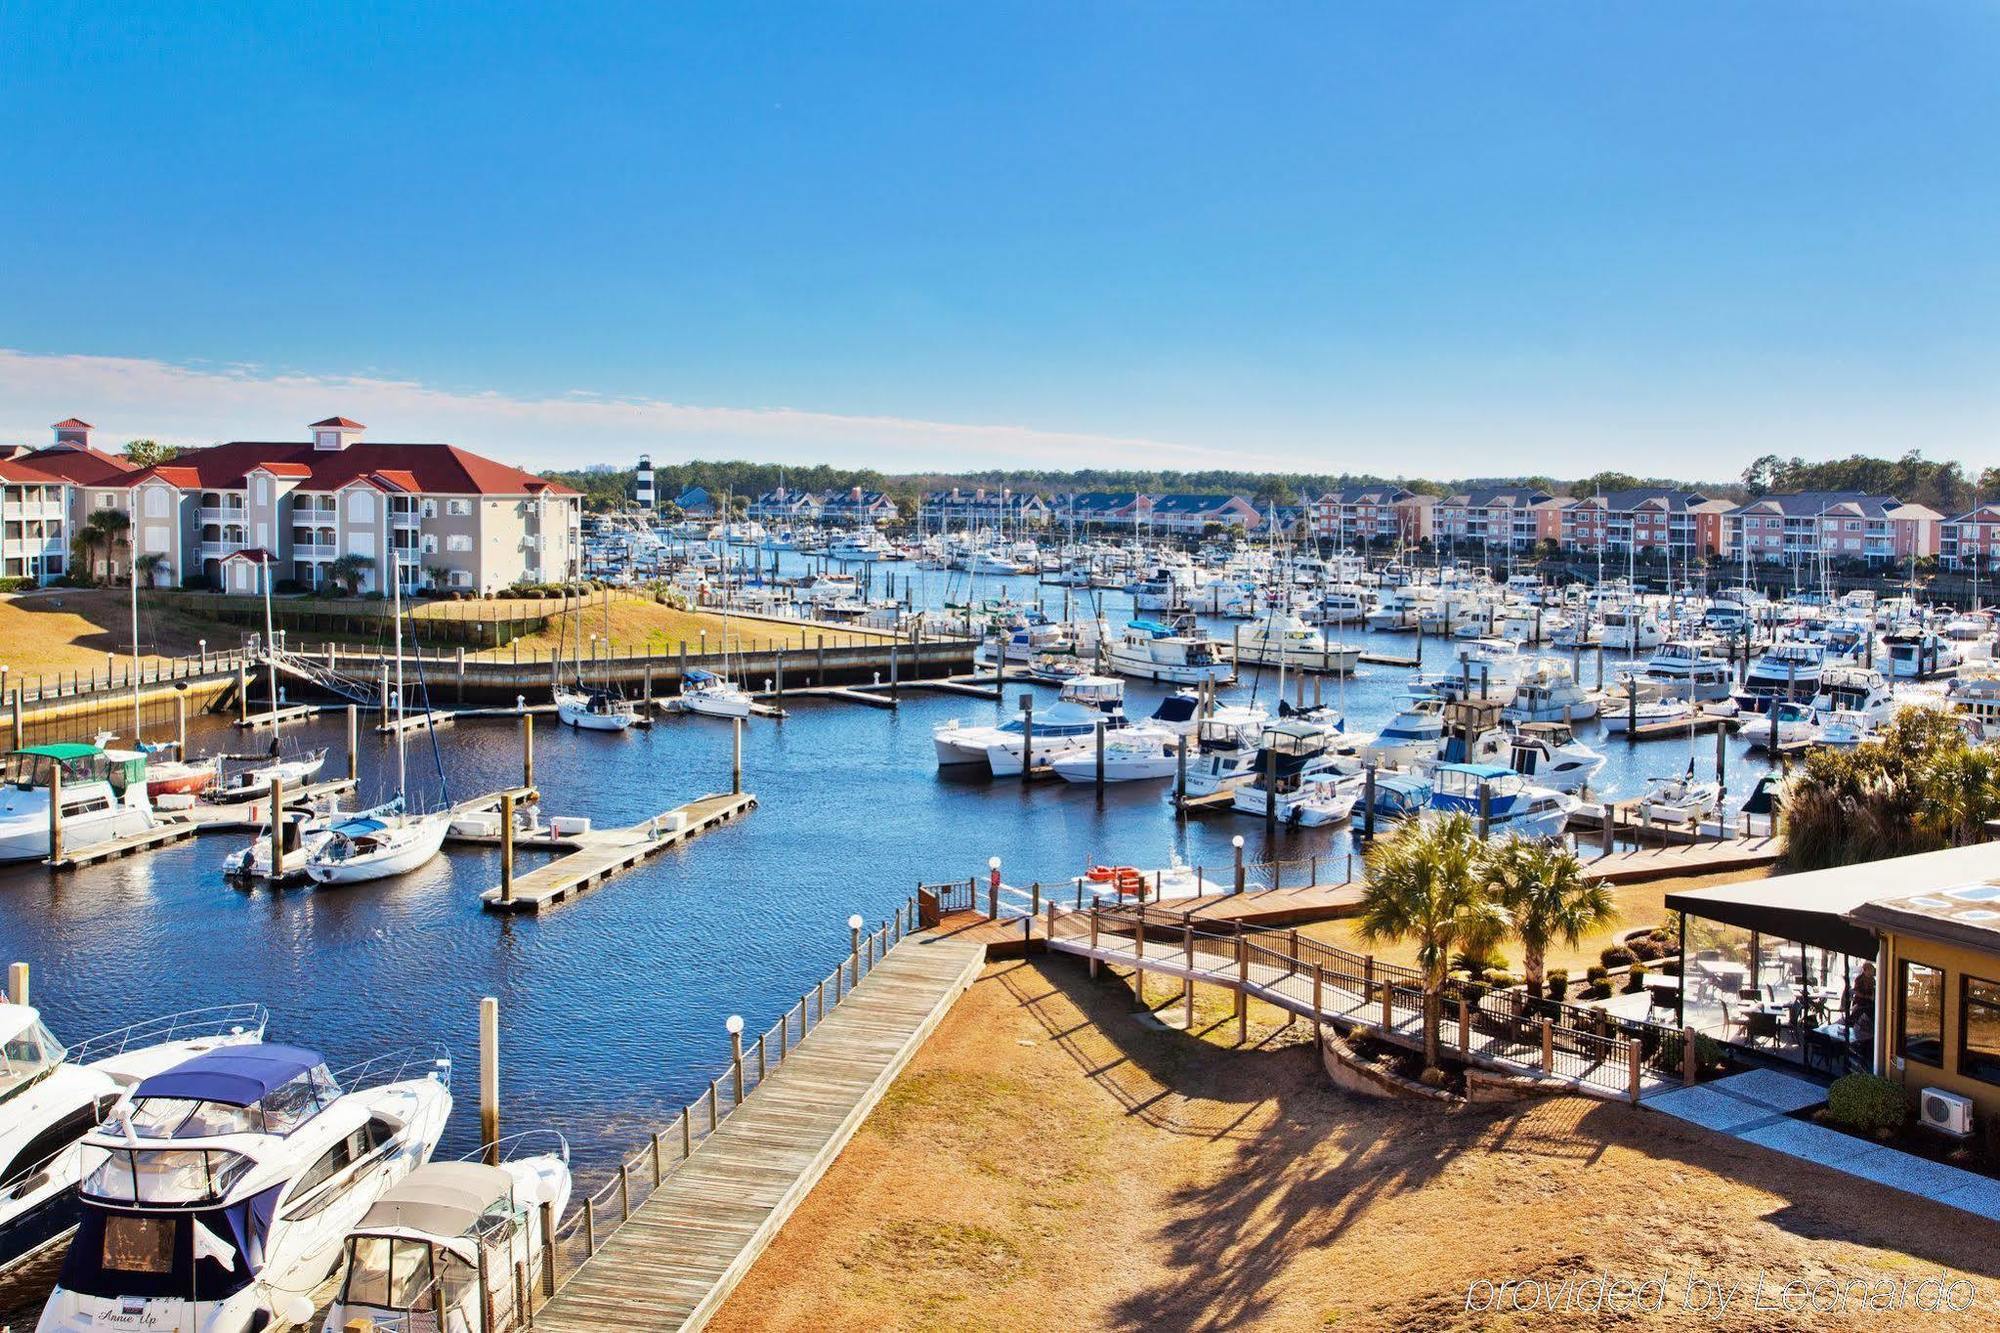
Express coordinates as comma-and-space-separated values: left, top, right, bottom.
310, 417, 366, 429
19, 445, 138, 486
121, 440, 576, 497
251, 461, 315, 477
221, 548, 276, 563
51, 417, 93, 429
0, 459, 65, 484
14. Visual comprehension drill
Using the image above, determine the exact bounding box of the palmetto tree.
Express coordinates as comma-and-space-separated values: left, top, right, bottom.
83, 508, 131, 582
329, 554, 372, 596
1357, 812, 1509, 1077
1484, 835, 1615, 996
134, 553, 168, 588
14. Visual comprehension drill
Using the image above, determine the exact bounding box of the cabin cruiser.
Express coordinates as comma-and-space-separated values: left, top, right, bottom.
1819, 618, 1879, 668
304, 801, 454, 885
1744, 700, 1818, 752
1311, 585, 1371, 626
0, 1004, 266, 1277
678, 669, 755, 719
1505, 723, 1605, 793
1637, 768, 1723, 824
1364, 699, 1446, 768
1600, 693, 1695, 735
1732, 641, 1824, 715
1638, 640, 1735, 703
1229, 723, 1361, 826
1948, 668, 2000, 741
1815, 709, 1877, 747
323, 1142, 572, 1333
1883, 628, 1961, 681
0, 743, 156, 863
1426, 764, 1577, 839
1499, 660, 1598, 724
1365, 586, 1429, 631
1362, 771, 1435, 823
1049, 730, 1176, 784
140, 747, 220, 801
1105, 619, 1234, 686
1599, 605, 1665, 653
36, 1041, 450, 1333
1173, 713, 1288, 798
973, 615, 1073, 667
932, 676, 1125, 770
555, 685, 644, 731
1234, 612, 1359, 675
1811, 666, 1895, 725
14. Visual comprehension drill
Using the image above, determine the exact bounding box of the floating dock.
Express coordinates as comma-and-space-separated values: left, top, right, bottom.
46, 820, 198, 870
481, 791, 757, 912
233, 703, 318, 730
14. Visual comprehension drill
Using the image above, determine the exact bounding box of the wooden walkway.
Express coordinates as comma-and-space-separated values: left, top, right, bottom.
481, 792, 757, 912
46, 819, 197, 869
532, 934, 985, 1332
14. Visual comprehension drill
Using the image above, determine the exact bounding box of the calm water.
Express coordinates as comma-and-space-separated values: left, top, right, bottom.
0, 568, 1775, 1179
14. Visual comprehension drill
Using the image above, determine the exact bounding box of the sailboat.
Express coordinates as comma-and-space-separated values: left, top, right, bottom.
306, 561, 452, 884
679, 595, 754, 718
555, 586, 643, 730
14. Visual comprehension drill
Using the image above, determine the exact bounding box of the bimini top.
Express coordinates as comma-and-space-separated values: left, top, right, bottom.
330, 816, 389, 837
684, 668, 718, 684
137, 1042, 324, 1107
1126, 619, 1177, 638
10, 742, 100, 761
1437, 762, 1516, 780
357, 1161, 512, 1238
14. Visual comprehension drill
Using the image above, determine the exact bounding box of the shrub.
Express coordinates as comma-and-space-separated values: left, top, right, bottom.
1649, 1029, 1727, 1075
1624, 965, 1648, 995
1628, 937, 1665, 962
0, 576, 32, 593
1601, 945, 1637, 968
1827, 1074, 1909, 1137
1584, 965, 1608, 985
1546, 969, 1569, 1002
1485, 970, 1522, 989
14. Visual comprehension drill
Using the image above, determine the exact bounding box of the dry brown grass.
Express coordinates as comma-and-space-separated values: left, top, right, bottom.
1301, 865, 1776, 978
714, 954, 2000, 1333
474, 595, 894, 659
0, 589, 248, 676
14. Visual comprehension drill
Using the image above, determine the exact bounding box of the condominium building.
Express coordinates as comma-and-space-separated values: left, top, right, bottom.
919, 487, 1051, 529
115, 417, 582, 593
1434, 487, 1559, 551
1725, 493, 1940, 567
1562, 489, 1730, 558
9, 420, 141, 581
1940, 505, 2000, 572
1308, 486, 1437, 546
0, 457, 70, 583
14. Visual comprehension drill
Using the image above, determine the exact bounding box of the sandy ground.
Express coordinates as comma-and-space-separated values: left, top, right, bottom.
713, 955, 2000, 1333
1301, 866, 1774, 979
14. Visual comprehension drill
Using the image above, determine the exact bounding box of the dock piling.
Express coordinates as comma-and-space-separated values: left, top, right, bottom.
346, 705, 359, 781
849, 913, 864, 985
522, 714, 535, 789
732, 718, 743, 795
500, 792, 516, 903
1232, 834, 1245, 895
727, 1015, 745, 1104
47, 764, 62, 867
480, 996, 500, 1165
7, 961, 25, 1005
268, 777, 283, 880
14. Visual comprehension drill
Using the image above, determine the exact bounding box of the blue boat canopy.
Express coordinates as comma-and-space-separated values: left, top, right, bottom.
1127, 619, 1173, 638
137, 1043, 325, 1107
684, 668, 717, 684
1439, 762, 1516, 779
331, 816, 389, 837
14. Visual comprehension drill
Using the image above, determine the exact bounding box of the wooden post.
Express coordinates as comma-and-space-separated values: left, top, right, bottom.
539, 1200, 557, 1295
268, 776, 283, 880
176, 691, 188, 754
1020, 694, 1034, 784
729, 1021, 745, 1103
1134, 907, 1147, 1004
1458, 998, 1471, 1055
732, 717, 743, 795
10, 688, 19, 747
1681, 1024, 1697, 1085
1540, 1017, 1554, 1074
681, 1106, 693, 1159
7, 961, 26, 1006
47, 763, 62, 866
523, 713, 535, 789
1235, 928, 1249, 1044
500, 792, 515, 903
1175, 731, 1188, 809
1627, 1039, 1643, 1104
1094, 718, 1105, 792
1312, 962, 1324, 1026
479, 996, 500, 1165
237, 659, 249, 723
1184, 928, 1195, 1028
1380, 979, 1392, 1029
1089, 906, 1100, 978
457, 645, 467, 702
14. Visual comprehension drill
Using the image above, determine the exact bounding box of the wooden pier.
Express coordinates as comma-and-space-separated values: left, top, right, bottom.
233, 702, 317, 730
46, 819, 198, 869
481, 791, 757, 912
530, 933, 984, 1332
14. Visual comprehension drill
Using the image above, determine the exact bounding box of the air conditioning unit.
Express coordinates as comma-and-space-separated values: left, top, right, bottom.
1920, 1086, 1974, 1138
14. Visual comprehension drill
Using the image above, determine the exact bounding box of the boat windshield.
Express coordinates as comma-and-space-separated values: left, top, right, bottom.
128, 1096, 264, 1139
58, 1191, 277, 1302
340, 1235, 481, 1313
82, 1146, 255, 1204
0, 1015, 65, 1104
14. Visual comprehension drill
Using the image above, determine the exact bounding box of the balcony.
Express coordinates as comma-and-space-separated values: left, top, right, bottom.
389, 510, 422, 529
292, 542, 337, 558
199, 540, 242, 558
199, 506, 246, 523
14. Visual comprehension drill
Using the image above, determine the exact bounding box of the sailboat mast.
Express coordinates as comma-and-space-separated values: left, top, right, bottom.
263, 557, 280, 726
129, 564, 143, 742
392, 558, 407, 802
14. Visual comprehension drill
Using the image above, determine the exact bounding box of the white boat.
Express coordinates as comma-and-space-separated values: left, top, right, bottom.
1883, 628, 1962, 681
323, 1140, 572, 1333
0, 1004, 266, 1278
306, 801, 454, 884
1601, 694, 1695, 735
0, 743, 155, 862
212, 747, 331, 803
679, 669, 755, 719
222, 796, 344, 880
1426, 763, 1577, 839
1744, 700, 1818, 751
1811, 666, 1895, 724
1364, 699, 1445, 768
933, 676, 1125, 769
1732, 640, 1824, 714
1815, 709, 1876, 747
1173, 714, 1282, 798
1637, 769, 1723, 824
1231, 771, 1361, 826
1228, 722, 1360, 825
1639, 639, 1736, 703
1048, 730, 1176, 783
555, 687, 643, 731
1234, 611, 1359, 675
1600, 605, 1665, 652
1105, 619, 1234, 686
36, 1041, 452, 1333
1505, 724, 1605, 793
1500, 660, 1598, 724
1948, 668, 2000, 741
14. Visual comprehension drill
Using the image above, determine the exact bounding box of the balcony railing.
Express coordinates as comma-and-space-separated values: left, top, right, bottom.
198, 506, 246, 522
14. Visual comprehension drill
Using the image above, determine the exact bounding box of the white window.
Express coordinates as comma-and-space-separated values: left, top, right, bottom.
446, 498, 472, 517
348, 532, 376, 557
446, 534, 472, 553
347, 490, 375, 522
145, 529, 169, 553
421, 534, 438, 554
97, 492, 118, 509
450, 569, 473, 588
254, 476, 269, 505
143, 485, 168, 518
421, 499, 438, 518
254, 523, 268, 549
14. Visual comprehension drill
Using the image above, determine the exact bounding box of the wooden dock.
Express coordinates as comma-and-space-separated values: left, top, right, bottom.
531, 934, 984, 1333
1356, 651, 1420, 668
233, 702, 318, 729
46, 819, 198, 869
481, 792, 757, 912
375, 709, 458, 735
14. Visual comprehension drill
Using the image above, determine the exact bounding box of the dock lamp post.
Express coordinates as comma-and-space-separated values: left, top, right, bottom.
989, 856, 1002, 919
848, 913, 864, 985
1233, 835, 1246, 895
726, 1015, 745, 1103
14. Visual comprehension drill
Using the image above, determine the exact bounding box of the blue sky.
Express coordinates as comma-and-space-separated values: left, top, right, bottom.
1, 3, 1995, 478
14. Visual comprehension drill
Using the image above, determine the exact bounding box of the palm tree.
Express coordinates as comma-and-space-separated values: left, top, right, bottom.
1356, 813, 1509, 1078
1485, 836, 1615, 996
329, 554, 372, 596
133, 553, 168, 588
81, 508, 131, 583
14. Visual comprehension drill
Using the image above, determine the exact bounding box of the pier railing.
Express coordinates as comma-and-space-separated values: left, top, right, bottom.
527, 894, 926, 1305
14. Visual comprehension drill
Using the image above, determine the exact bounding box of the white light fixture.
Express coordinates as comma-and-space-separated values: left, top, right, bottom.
725, 1014, 743, 1035
1232, 835, 1244, 849
847, 913, 864, 930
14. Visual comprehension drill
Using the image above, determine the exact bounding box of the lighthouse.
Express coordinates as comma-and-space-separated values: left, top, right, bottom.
634, 454, 655, 510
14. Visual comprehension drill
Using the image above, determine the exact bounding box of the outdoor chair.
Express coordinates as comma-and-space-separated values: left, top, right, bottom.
1647, 984, 1680, 1021
1801, 1027, 1841, 1075
1744, 1010, 1780, 1049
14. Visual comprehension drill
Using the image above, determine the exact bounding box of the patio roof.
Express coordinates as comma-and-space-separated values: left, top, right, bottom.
1668, 843, 2000, 959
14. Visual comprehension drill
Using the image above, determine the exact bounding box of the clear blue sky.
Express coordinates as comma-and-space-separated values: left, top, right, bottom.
1, 3, 1994, 478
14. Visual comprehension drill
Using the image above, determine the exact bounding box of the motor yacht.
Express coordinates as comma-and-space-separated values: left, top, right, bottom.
1815, 710, 1877, 747
932, 676, 1125, 770
1505, 724, 1605, 793
1234, 612, 1359, 675
1744, 700, 1818, 752
1364, 699, 1445, 768
1426, 764, 1577, 839
1637, 640, 1735, 704
1499, 660, 1598, 724
1599, 605, 1665, 653
1105, 619, 1234, 686
0, 743, 156, 863
1883, 628, 1962, 681
1810, 666, 1895, 725
323, 1139, 572, 1333
1731, 640, 1824, 715
0, 1004, 266, 1277
1601, 695, 1695, 735
1228, 723, 1360, 825
1049, 730, 1176, 784
36, 1041, 451, 1333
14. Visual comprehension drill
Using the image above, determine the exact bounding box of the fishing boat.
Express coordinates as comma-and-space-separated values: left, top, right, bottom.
1229, 723, 1361, 825
1426, 763, 1577, 838
1505, 723, 1606, 793
1499, 660, 1598, 724
1744, 699, 1818, 751
1731, 640, 1824, 715
0, 1004, 266, 1278
1637, 766, 1723, 824
0, 743, 156, 863
1105, 619, 1234, 686
323, 1140, 572, 1333
305, 571, 453, 885
1815, 709, 1877, 747
933, 676, 1126, 769
1048, 730, 1176, 783
36, 1042, 452, 1333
